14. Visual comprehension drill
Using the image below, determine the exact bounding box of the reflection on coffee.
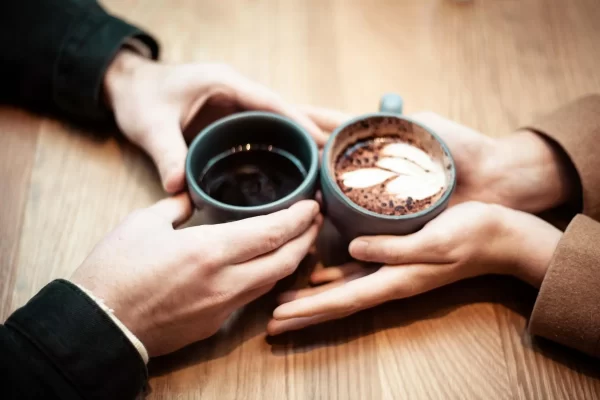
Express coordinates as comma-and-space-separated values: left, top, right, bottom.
335, 136, 446, 215
199, 144, 306, 207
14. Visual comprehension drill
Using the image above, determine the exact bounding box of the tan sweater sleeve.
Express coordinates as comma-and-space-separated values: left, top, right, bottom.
526, 95, 600, 220
524, 95, 600, 356
529, 215, 600, 357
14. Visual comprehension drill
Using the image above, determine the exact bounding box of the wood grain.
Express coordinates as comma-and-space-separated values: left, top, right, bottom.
1, 0, 600, 398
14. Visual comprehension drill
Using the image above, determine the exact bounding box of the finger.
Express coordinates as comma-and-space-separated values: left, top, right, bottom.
277, 269, 370, 304
309, 262, 373, 284
348, 234, 444, 265
146, 193, 193, 227
267, 311, 352, 336
228, 218, 322, 290
134, 119, 188, 194
184, 200, 320, 264
232, 282, 276, 309
273, 263, 459, 320
409, 112, 451, 132
273, 270, 394, 320
299, 105, 352, 133
221, 73, 330, 147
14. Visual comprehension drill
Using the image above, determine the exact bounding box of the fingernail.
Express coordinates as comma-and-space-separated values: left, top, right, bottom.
273, 306, 289, 320
349, 239, 369, 256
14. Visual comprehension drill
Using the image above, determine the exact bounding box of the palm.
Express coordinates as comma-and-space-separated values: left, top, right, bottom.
268, 202, 500, 335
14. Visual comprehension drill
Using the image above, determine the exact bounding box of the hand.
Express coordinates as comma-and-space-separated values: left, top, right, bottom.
104, 50, 328, 194
302, 107, 577, 213
409, 112, 577, 213
267, 202, 561, 335
71, 195, 322, 356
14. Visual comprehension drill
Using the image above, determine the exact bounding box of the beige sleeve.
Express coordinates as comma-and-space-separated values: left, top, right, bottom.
524, 95, 600, 357
528, 215, 600, 357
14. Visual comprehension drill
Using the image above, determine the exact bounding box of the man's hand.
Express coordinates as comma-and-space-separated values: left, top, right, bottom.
104, 51, 328, 194
303, 107, 577, 213
71, 195, 321, 356
267, 202, 561, 335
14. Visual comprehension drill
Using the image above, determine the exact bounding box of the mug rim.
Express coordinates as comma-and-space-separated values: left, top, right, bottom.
322, 112, 457, 221
186, 111, 319, 213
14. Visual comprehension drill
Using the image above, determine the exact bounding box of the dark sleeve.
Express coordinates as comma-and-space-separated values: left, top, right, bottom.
0, 0, 159, 124
0, 280, 147, 399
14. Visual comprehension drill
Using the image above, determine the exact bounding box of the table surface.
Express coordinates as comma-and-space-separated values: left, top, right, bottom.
2, 0, 600, 399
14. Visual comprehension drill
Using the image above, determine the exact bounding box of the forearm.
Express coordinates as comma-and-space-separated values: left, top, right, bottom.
1, 280, 147, 399
0, 0, 158, 123
481, 130, 579, 214
497, 205, 562, 287
492, 205, 600, 358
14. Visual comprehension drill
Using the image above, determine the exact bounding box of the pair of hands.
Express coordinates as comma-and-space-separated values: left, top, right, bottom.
73, 50, 334, 357
267, 111, 572, 334
73, 50, 572, 355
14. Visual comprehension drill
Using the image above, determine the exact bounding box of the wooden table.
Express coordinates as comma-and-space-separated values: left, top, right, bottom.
2, 0, 600, 398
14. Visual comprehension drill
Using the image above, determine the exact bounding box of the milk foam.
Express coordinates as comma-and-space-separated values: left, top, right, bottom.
340, 142, 445, 201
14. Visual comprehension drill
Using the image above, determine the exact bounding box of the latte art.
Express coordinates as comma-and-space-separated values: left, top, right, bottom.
335, 137, 447, 216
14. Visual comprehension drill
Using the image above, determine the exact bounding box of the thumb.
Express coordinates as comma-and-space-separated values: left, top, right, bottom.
146, 193, 193, 227
135, 119, 188, 194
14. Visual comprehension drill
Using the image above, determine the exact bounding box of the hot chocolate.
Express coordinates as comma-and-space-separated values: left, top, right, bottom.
334, 136, 447, 216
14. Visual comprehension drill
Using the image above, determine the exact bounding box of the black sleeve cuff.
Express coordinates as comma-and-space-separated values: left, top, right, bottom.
6, 280, 147, 400
53, 10, 159, 123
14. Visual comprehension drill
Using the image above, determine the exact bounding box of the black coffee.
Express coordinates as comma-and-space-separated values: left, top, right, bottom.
198, 145, 306, 207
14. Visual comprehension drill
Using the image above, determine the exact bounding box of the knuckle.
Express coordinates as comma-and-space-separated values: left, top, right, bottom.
181, 233, 225, 269
430, 232, 452, 254
124, 208, 151, 225
280, 259, 299, 277
263, 229, 286, 252
209, 288, 236, 306
381, 243, 400, 263
340, 296, 361, 313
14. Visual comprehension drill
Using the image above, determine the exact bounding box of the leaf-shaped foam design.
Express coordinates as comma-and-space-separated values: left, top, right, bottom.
380, 143, 437, 172
376, 157, 426, 176
385, 175, 443, 200
341, 168, 396, 188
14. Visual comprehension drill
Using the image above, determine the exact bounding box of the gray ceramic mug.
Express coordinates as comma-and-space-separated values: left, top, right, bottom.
186, 111, 319, 223
320, 94, 457, 240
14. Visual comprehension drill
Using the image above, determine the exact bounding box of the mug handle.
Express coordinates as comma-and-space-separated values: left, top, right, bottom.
379, 93, 404, 114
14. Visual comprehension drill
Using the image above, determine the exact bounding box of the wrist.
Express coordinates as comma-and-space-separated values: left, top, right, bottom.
481, 130, 576, 213
103, 49, 151, 111
496, 206, 562, 287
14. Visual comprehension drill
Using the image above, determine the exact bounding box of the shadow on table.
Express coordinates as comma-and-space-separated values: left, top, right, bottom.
148, 219, 600, 382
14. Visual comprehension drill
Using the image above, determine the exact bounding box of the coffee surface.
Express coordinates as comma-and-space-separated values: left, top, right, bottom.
199, 145, 306, 207
335, 136, 446, 215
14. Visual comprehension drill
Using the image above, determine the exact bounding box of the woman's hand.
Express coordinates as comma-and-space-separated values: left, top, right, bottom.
303, 107, 578, 213
71, 195, 322, 356
104, 51, 328, 194
409, 112, 577, 213
267, 202, 561, 335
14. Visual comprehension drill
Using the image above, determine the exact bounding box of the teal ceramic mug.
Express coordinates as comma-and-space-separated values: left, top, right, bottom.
186, 112, 319, 223
320, 94, 456, 240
